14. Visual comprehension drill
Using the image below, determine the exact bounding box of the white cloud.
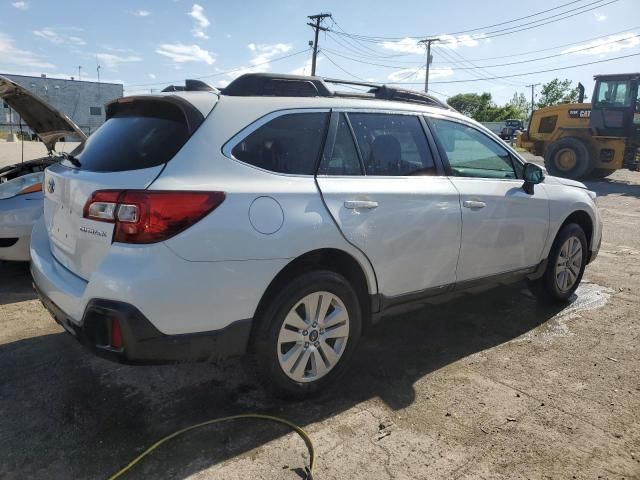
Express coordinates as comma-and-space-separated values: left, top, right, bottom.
380, 38, 423, 55
216, 79, 230, 88
133, 10, 151, 17
33, 27, 86, 46
439, 34, 486, 49
561, 33, 640, 56
188, 4, 210, 39
593, 11, 607, 21
227, 43, 293, 78
12, 1, 28, 10
0, 32, 55, 70
387, 66, 454, 83
290, 58, 313, 76
96, 53, 143, 68
148, 73, 156, 79
381, 34, 485, 54
156, 43, 215, 64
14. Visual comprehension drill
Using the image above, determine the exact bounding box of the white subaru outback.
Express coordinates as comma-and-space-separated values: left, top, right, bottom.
31, 73, 601, 396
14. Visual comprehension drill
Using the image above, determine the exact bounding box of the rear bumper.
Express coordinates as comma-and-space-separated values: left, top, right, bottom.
34, 282, 252, 364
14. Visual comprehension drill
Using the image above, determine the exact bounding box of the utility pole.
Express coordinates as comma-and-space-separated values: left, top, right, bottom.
307, 13, 331, 76
526, 83, 540, 114
78, 65, 82, 81
419, 38, 439, 93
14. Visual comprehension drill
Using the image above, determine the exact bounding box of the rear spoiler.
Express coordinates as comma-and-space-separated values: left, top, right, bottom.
105, 95, 205, 135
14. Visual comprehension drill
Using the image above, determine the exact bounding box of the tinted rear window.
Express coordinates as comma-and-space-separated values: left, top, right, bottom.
231, 112, 329, 175
70, 102, 190, 172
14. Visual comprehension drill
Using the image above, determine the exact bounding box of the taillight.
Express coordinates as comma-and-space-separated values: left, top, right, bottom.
83, 190, 225, 244
110, 318, 123, 348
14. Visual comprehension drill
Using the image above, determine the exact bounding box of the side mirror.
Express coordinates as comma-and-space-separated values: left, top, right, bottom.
522, 162, 544, 195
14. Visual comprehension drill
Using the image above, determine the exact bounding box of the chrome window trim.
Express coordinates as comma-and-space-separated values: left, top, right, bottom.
221, 108, 331, 178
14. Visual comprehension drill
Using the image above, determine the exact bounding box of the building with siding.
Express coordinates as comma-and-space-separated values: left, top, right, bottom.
1, 73, 123, 137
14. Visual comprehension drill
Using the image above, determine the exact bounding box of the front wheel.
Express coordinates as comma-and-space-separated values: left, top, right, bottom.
529, 223, 588, 303
253, 271, 362, 397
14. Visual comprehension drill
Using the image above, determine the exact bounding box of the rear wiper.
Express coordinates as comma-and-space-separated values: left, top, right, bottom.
57, 152, 82, 167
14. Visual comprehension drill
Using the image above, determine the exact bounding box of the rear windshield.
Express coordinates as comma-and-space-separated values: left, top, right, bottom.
70, 101, 190, 172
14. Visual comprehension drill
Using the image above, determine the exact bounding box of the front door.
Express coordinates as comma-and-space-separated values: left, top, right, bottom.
427, 116, 549, 282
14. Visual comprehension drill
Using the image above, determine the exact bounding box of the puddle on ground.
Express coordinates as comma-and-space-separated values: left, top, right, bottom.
519, 281, 612, 342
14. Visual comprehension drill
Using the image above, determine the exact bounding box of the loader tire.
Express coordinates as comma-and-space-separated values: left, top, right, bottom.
544, 137, 592, 179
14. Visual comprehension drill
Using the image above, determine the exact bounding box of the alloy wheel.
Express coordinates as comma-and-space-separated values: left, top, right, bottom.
554, 236, 583, 292
277, 291, 350, 383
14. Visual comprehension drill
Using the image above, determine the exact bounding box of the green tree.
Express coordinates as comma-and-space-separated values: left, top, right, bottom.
506, 92, 529, 119
447, 92, 523, 122
446, 92, 493, 119
536, 78, 581, 108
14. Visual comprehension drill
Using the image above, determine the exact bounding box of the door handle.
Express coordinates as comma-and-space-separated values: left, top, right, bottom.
344, 200, 379, 209
463, 200, 486, 209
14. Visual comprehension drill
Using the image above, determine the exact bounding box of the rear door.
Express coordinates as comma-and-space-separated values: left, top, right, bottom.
44, 97, 208, 280
426, 116, 549, 282
316, 111, 461, 299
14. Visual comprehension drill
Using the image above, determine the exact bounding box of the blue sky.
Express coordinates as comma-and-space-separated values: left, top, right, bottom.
0, 0, 638, 105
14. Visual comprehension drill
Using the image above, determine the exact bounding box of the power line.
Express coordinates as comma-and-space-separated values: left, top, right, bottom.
323, 31, 640, 73
321, 51, 368, 81
431, 26, 640, 63
387, 51, 640, 84
328, 0, 617, 43
435, 45, 527, 87
440, 33, 640, 71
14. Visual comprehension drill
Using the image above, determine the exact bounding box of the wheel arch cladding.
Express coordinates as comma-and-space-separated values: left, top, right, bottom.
250, 248, 373, 340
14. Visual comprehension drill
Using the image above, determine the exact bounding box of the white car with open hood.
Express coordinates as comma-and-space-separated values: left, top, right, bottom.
30, 74, 602, 396
0, 75, 86, 261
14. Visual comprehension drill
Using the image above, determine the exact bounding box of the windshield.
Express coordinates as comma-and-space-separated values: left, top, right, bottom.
594, 80, 632, 108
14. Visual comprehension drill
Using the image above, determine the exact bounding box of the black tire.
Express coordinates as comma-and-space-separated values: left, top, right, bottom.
544, 137, 593, 179
589, 168, 616, 179
529, 223, 588, 304
252, 270, 362, 398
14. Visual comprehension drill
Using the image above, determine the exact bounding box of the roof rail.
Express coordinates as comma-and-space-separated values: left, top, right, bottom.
161, 79, 219, 93
222, 73, 450, 109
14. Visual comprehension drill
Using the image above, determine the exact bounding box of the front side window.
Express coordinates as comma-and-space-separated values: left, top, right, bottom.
429, 118, 518, 179
595, 80, 632, 108
232, 112, 328, 175
318, 114, 362, 175
348, 113, 436, 176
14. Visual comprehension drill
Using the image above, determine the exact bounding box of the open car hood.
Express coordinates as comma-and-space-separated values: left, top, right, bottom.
0, 75, 87, 153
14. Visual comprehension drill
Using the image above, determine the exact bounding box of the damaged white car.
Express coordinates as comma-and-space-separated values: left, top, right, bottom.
0, 75, 86, 261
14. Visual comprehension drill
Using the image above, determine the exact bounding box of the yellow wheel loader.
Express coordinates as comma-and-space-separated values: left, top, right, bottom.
517, 73, 640, 179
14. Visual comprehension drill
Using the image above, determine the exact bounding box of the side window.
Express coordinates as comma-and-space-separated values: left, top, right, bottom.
318, 114, 362, 175
231, 112, 328, 175
348, 113, 436, 176
429, 118, 517, 179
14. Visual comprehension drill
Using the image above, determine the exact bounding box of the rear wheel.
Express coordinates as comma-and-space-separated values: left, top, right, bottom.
529, 223, 587, 303
544, 137, 592, 179
253, 270, 362, 397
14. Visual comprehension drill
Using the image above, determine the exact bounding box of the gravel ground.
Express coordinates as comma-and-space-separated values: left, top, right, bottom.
0, 161, 638, 479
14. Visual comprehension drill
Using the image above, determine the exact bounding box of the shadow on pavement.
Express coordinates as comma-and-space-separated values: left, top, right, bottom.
584, 177, 640, 198
0, 282, 570, 479
0, 261, 36, 306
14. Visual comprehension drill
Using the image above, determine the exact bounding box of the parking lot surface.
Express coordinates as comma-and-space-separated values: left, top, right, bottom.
1, 163, 638, 479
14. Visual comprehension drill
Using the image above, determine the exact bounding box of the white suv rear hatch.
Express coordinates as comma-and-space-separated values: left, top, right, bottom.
43, 94, 216, 280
